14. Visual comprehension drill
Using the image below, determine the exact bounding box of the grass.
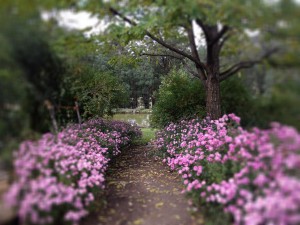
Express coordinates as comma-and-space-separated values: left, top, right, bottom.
141, 128, 157, 142
133, 128, 157, 145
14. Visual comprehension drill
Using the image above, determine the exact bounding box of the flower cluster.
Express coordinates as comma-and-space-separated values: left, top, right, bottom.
154, 114, 300, 225
5, 119, 141, 225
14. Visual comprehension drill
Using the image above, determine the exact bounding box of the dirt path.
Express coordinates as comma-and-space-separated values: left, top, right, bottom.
0, 170, 15, 225
82, 145, 203, 225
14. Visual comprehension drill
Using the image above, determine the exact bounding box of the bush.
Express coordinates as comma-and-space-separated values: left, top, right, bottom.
71, 67, 129, 118
220, 77, 256, 127
151, 69, 255, 128
154, 114, 300, 225
150, 69, 206, 128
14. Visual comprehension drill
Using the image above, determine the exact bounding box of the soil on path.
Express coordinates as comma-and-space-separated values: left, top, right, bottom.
0, 170, 15, 225
82, 145, 204, 225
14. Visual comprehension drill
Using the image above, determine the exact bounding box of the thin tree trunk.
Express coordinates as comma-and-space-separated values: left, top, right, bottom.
205, 76, 221, 120
44, 100, 58, 133
75, 101, 82, 129
49, 107, 59, 134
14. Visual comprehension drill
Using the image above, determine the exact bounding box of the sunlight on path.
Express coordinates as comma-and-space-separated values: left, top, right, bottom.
82, 145, 204, 225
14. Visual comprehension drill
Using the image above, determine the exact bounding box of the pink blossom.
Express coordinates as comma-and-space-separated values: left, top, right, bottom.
154, 114, 300, 225
4, 119, 141, 225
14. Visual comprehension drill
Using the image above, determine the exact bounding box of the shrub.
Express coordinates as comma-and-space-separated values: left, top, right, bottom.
151, 69, 255, 128
154, 115, 300, 225
4, 119, 141, 225
220, 78, 256, 127
71, 68, 129, 118
150, 69, 205, 128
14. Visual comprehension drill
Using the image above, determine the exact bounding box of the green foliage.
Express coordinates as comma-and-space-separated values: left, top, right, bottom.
151, 70, 255, 128
10, 0, 298, 124
0, 12, 68, 132
151, 69, 206, 128
0, 32, 29, 139
0, 2, 131, 168
0, 73, 28, 138
221, 77, 256, 127
70, 67, 129, 118
255, 80, 300, 130
113, 57, 167, 108
84, 0, 300, 68
188, 161, 239, 225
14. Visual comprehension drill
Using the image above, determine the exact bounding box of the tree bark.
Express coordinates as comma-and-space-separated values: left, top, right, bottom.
205, 75, 221, 120
75, 101, 82, 129
201, 24, 222, 120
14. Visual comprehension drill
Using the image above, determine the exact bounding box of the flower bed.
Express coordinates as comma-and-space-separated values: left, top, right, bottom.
154, 114, 300, 225
4, 119, 141, 225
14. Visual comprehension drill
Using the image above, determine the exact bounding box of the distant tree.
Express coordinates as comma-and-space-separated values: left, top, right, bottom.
87, 42, 178, 109
111, 55, 172, 108
69, 65, 128, 118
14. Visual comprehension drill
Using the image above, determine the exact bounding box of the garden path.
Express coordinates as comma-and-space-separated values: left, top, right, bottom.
0, 170, 15, 225
82, 145, 204, 225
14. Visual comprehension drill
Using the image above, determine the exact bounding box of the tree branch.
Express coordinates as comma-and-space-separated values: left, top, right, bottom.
219, 33, 231, 51
219, 48, 279, 82
109, 7, 138, 26
109, 7, 203, 68
195, 18, 209, 41
209, 25, 230, 47
186, 20, 207, 80
140, 52, 184, 60
182, 61, 201, 80
186, 22, 201, 63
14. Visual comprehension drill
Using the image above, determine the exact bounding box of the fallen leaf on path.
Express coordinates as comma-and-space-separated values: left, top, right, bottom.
155, 202, 164, 208
169, 203, 176, 208
133, 218, 144, 225
174, 215, 181, 220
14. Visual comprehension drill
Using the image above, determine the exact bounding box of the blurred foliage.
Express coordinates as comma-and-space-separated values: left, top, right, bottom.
0, 6, 65, 167
255, 80, 300, 130
220, 77, 256, 127
0, 9, 67, 133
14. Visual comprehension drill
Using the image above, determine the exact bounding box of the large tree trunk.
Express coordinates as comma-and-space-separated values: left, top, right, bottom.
205, 76, 221, 120
204, 25, 222, 120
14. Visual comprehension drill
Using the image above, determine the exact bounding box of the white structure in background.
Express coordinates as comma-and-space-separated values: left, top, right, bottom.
149, 97, 153, 109
137, 97, 145, 110
128, 119, 137, 126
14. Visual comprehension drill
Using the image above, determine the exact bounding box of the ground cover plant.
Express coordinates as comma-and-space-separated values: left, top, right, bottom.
4, 119, 141, 225
154, 114, 300, 225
